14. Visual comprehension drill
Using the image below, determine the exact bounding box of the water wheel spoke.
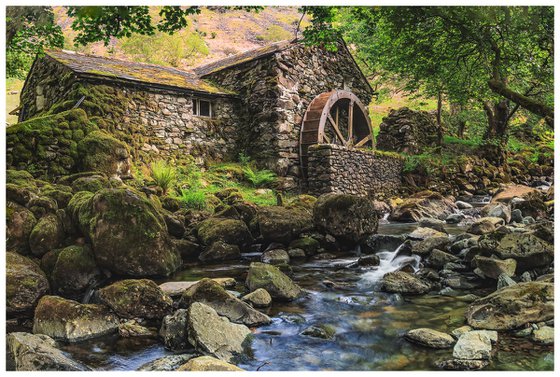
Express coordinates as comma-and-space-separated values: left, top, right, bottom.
348, 100, 354, 143
355, 134, 372, 148
327, 114, 347, 145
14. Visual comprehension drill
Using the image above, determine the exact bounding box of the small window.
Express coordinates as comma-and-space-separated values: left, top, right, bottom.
193, 98, 214, 117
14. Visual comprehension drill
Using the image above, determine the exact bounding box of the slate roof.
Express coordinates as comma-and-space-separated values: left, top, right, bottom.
45, 50, 235, 96
194, 39, 294, 76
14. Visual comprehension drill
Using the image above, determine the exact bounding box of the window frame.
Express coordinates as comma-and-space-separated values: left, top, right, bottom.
193, 98, 214, 118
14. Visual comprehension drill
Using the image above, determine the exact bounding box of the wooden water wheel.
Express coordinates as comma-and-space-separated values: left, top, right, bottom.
299, 90, 373, 179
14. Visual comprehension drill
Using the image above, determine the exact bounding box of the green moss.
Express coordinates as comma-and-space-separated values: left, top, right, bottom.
77, 130, 130, 176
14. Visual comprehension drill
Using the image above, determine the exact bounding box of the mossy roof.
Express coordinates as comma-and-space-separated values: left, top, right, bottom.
194, 39, 295, 76
45, 50, 235, 96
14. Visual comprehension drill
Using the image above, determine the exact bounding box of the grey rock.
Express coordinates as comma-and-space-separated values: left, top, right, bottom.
453, 330, 497, 360
160, 309, 189, 351
404, 328, 455, 348
511, 209, 523, 223
418, 217, 447, 233
472, 256, 516, 279
137, 354, 198, 371
455, 201, 473, 209
496, 273, 517, 290
427, 249, 459, 268
532, 326, 554, 345
446, 213, 466, 224
246, 262, 302, 301
381, 271, 430, 295
241, 288, 272, 308
261, 249, 290, 265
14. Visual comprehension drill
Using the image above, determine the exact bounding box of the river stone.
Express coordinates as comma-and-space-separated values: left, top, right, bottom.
478, 231, 553, 272
7, 332, 90, 371
196, 217, 253, 247
452, 325, 473, 339
97, 279, 173, 320
381, 271, 430, 294
511, 208, 524, 223
246, 262, 302, 301
408, 227, 447, 241
301, 324, 336, 339
256, 206, 312, 244
199, 241, 241, 263
418, 217, 447, 233
137, 354, 198, 371
455, 201, 473, 209
453, 330, 497, 360
289, 236, 320, 256
7, 252, 50, 317
389, 191, 458, 222
242, 288, 272, 307
177, 355, 244, 371
6, 201, 37, 255
358, 254, 380, 267
482, 203, 511, 223
186, 302, 252, 363
68, 188, 181, 277
287, 248, 307, 258
159, 277, 236, 297
33, 295, 119, 342
496, 273, 517, 290
261, 249, 290, 265
492, 184, 537, 204
531, 326, 554, 345
466, 281, 554, 330
365, 234, 407, 253
410, 236, 450, 256
160, 309, 189, 351
118, 320, 155, 338
179, 278, 271, 326
446, 213, 466, 224
436, 359, 489, 370
313, 193, 379, 245
467, 217, 504, 235
427, 249, 459, 268
471, 256, 516, 279
404, 328, 455, 348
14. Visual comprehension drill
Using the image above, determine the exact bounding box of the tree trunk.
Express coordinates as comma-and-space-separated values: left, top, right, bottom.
435, 91, 444, 145
483, 100, 510, 140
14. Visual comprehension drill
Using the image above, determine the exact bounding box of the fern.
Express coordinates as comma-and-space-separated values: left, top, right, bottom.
149, 160, 176, 194
242, 166, 276, 187
178, 188, 206, 210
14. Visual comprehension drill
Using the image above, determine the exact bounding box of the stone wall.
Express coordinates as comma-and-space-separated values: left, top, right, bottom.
307, 144, 403, 199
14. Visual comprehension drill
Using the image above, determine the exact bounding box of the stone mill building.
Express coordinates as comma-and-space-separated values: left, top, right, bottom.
18, 39, 403, 196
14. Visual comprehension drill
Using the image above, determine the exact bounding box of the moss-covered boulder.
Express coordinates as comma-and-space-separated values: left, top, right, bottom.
7, 252, 50, 317
289, 237, 320, 256
41, 245, 102, 298
71, 175, 110, 193
33, 295, 119, 342
256, 206, 313, 244
29, 214, 65, 257
198, 241, 241, 263
246, 262, 302, 301
40, 184, 74, 209
97, 279, 173, 319
6, 201, 37, 255
313, 194, 379, 245
69, 188, 181, 277
77, 131, 130, 178
196, 217, 253, 247
389, 191, 458, 222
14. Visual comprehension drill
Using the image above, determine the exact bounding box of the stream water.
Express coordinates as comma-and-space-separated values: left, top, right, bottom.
59, 222, 553, 371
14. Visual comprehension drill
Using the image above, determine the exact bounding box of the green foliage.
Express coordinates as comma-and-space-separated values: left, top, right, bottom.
443, 135, 483, 149
149, 160, 176, 194
237, 152, 251, 165
178, 188, 206, 210
242, 166, 277, 187
257, 25, 293, 42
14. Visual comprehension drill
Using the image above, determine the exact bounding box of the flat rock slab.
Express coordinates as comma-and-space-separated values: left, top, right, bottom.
160, 278, 236, 297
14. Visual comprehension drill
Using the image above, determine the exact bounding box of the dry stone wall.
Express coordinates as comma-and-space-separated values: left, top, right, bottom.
307, 144, 403, 199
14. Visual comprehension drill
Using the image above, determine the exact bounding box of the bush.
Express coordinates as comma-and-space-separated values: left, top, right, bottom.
242, 166, 276, 187
178, 188, 206, 210
150, 160, 176, 194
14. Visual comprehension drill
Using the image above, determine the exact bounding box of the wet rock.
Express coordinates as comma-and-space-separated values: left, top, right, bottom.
6, 201, 37, 255
358, 254, 380, 267
467, 217, 504, 235
179, 278, 271, 326
98, 279, 173, 319
410, 236, 450, 256
199, 241, 241, 263
246, 262, 302, 301
197, 217, 253, 247
118, 320, 155, 338
186, 302, 252, 363
163, 213, 186, 238
444, 275, 481, 290
177, 355, 244, 371
172, 238, 201, 261
137, 354, 197, 371
241, 288, 272, 308
68, 188, 181, 277
435, 359, 489, 370
381, 271, 430, 295
427, 249, 459, 268
455, 201, 473, 209
522, 216, 535, 224
313, 193, 379, 245
418, 217, 447, 233
365, 234, 407, 253
261, 249, 290, 265
531, 326, 554, 345
451, 325, 473, 339
511, 208, 523, 223
287, 248, 306, 258
482, 203, 511, 223
408, 227, 447, 241
471, 256, 516, 279
404, 328, 455, 348
7, 332, 90, 371
492, 184, 536, 204
446, 213, 465, 224
513, 327, 533, 338
33, 296, 119, 342
160, 309, 189, 351
466, 281, 553, 330
520, 271, 532, 282
29, 214, 65, 257
389, 191, 457, 222
496, 273, 517, 290
159, 278, 235, 298
7, 252, 50, 317
289, 236, 320, 256
256, 206, 312, 244
453, 330, 497, 360
301, 324, 336, 339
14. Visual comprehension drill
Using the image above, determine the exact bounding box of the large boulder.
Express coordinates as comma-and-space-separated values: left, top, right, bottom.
381, 271, 430, 294
246, 262, 302, 301
29, 214, 65, 257
404, 328, 455, 349
198, 241, 240, 263
160, 309, 189, 351
466, 282, 554, 330
7, 252, 50, 317
467, 217, 504, 235
179, 278, 271, 326
7, 332, 90, 371
471, 256, 516, 279
241, 288, 272, 308
196, 217, 253, 247
186, 302, 252, 363
256, 206, 313, 244
477, 230, 553, 271
453, 330, 497, 360
77, 130, 131, 178
491, 184, 537, 204
390, 191, 457, 222
313, 194, 378, 245
376, 107, 441, 154
177, 356, 243, 371
68, 188, 181, 277
33, 295, 119, 342
97, 279, 173, 319
6, 201, 37, 255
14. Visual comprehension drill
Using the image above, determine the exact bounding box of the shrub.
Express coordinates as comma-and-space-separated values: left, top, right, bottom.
178, 188, 206, 210
242, 166, 276, 187
149, 160, 176, 194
